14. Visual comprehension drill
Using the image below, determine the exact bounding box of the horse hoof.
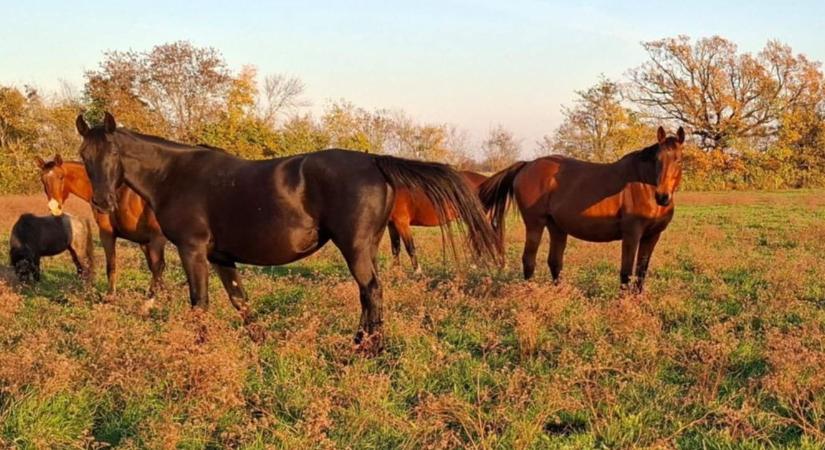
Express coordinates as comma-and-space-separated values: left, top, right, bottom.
353, 329, 366, 345
139, 298, 157, 316
245, 323, 266, 343
354, 331, 384, 356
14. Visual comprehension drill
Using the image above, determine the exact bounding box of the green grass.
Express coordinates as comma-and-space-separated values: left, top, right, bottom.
1, 190, 825, 448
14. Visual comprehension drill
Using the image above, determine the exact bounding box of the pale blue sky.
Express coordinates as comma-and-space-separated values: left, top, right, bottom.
2, 1, 824, 154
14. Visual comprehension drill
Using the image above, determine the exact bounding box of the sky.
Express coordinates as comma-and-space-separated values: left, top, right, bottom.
2, 0, 825, 155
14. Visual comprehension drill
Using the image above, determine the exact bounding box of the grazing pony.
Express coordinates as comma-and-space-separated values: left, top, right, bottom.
76, 113, 500, 351
479, 126, 685, 292
388, 171, 488, 271
36, 155, 167, 297
9, 213, 94, 284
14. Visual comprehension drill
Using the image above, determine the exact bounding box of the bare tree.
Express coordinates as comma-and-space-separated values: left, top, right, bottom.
482, 125, 521, 171
628, 36, 824, 149
258, 74, 307, 126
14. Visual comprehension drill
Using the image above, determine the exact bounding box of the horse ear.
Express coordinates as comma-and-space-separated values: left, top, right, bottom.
677, 126, 686, 144
54, 154, 63, 166
76, 114, 89, 137
103, 112, 117, 133
657, 126, 666, 145
34, 156, 46, 169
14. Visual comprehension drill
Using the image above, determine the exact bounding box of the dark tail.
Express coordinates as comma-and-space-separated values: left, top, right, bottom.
373, 155, 501, 264
477, 161, 528, 244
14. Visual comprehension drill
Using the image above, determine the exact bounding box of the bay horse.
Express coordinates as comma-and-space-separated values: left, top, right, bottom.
388, 171, 488, 271
479, 126, 684, 292
10, 213, 94, 284
36, 155, 167, 297
75, 112, 500, 350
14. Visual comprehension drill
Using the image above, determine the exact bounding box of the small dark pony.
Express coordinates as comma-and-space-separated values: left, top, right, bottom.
388, 171, 488, 271
479, 126, 685, 292
10, 213, 94, 284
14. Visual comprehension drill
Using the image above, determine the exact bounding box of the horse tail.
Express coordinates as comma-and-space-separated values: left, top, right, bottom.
373, 155, 501, 264
477, 161, 528, 244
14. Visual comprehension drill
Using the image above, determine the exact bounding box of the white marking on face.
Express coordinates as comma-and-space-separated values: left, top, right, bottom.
47, 198, 63, 216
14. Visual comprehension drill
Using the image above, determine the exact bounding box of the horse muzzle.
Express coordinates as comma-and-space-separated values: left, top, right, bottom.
655, 192, 672, 207
47, 198, 63, 216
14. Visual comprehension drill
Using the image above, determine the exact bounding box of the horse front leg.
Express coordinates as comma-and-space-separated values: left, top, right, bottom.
213, 263, 252, 324
178, 244, 210, 309
142, 237, 167, 298
634, 232, 661, 293
100, 231, 117, 296
620, 228, 642, 292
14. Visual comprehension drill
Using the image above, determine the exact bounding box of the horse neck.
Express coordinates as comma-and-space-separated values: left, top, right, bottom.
113, 131, 176, 208
63, 163, 94, 203
614, 150, 656, 186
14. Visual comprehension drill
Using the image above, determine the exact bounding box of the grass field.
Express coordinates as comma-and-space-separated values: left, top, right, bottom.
1, 191, 825, 449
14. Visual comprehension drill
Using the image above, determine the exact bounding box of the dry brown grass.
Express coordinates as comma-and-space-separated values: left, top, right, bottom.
1, 191, 824, 448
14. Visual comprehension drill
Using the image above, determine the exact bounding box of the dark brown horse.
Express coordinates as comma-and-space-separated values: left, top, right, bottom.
479, 126, 684, 292
76, 113, 500, 350
36, 155, 167, 297
388, 170, 488, 271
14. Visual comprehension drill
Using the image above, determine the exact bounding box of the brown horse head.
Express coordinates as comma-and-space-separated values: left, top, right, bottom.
653, 126, 685, 207
35, 154, 68, 216
76, 112, 121, 213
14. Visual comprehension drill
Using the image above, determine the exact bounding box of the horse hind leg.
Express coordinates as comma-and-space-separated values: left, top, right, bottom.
522, 218, 546, 280
395, 222, 420, 273
337, 240, 383, 354
547, 222, 568, 284
387, 221, 402, 266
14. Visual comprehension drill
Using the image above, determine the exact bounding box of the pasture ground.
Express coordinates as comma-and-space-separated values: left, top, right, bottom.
1, 191, 824, 449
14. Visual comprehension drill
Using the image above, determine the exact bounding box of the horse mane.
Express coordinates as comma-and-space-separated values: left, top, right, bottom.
620, 143, 659, 163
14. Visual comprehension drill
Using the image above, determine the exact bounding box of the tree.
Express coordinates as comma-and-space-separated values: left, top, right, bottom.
628, 36, 824, 150
197, 65, 279, 158
273, 114, 330, 155
85, 41, 232, 141
541, 77, 653, 162
321, 101, 393, 153
482, 125, 521, 171
258, 74, 306, 127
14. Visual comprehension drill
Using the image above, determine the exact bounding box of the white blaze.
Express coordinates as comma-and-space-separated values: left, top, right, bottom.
47, 198, 63, 216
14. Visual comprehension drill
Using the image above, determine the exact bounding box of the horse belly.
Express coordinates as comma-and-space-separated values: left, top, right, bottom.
212, 217, 322, 266
554, 215, 622, 242
550, 198, 623, 243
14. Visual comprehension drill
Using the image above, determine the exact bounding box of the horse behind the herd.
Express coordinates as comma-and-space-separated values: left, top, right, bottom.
479, 126, 684, 292
74, 112, 501, 352
388, 170, 488, 272
36, 155, 167, 297
9, 213, 94, 284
